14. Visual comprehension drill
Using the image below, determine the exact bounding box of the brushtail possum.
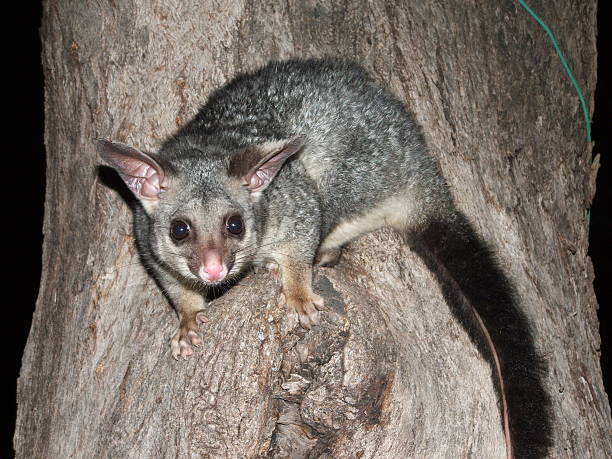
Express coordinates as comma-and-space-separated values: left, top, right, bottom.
98, 58, 551, 458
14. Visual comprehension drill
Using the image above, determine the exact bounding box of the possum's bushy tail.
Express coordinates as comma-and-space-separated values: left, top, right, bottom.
405, 210, 552, 458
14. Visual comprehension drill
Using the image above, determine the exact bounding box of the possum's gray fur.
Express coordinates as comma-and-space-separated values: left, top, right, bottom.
98, 58, 551, 458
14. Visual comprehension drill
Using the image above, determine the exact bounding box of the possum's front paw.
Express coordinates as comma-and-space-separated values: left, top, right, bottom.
282, 292, 324, 329
170, 312, 207, 360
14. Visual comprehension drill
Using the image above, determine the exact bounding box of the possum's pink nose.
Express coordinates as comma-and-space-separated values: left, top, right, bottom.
199, 262, 227, 282
196, 249, 229, 283
199, 263, 227, 282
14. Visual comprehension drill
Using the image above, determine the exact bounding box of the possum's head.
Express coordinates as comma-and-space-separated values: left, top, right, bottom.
97, 138, 303, 286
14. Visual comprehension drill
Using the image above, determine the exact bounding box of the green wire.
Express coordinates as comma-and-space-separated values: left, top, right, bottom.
517, 0, 592, 142
517, 0, 593, 226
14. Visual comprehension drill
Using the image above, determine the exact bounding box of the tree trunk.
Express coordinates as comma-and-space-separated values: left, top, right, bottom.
16, 1, 609, 457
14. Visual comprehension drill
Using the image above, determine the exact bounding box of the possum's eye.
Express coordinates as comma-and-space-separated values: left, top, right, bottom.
170, 220, 191, 241
225, 215, 244, 236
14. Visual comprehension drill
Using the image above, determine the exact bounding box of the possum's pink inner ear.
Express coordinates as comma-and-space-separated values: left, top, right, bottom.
96, 139, 166, 200
232, 137, 305, 193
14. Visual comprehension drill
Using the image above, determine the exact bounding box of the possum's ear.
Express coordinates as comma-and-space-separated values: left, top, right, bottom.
96, 139, 168, 212
229, 137, 305, 196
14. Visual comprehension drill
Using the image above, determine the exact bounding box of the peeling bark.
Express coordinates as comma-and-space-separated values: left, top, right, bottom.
16, 1, 610, 457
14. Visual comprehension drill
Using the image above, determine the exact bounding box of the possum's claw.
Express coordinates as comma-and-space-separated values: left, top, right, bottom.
170, 312, 207, 359
283, 292, 323, 329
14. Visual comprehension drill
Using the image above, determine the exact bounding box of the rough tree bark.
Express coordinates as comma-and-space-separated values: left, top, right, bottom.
16, 1, 609, 457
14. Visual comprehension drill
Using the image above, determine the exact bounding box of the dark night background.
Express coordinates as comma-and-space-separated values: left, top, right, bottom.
5, 1, 610, 455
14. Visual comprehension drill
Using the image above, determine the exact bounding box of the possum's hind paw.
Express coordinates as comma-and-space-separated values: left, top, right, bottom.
170, 312, 207, 360
315, 248, 342, 267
